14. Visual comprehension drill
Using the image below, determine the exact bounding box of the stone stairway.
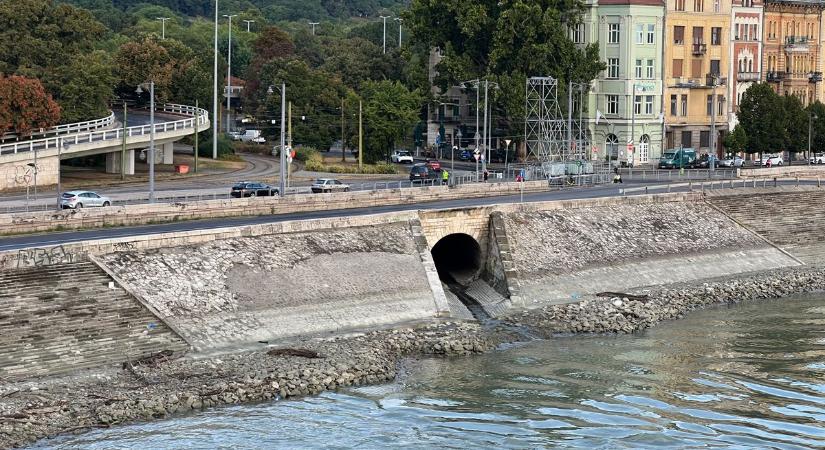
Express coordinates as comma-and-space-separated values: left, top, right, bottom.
0, 262, 188, 381
709, 191, 825, 264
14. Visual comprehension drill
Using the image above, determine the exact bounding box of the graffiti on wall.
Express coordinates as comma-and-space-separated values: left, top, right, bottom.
13, 245, 83, 268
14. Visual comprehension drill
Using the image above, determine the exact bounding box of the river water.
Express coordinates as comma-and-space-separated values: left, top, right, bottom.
38, 294, 825, 449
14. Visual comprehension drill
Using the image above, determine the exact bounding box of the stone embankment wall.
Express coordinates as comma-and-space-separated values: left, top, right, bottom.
0, 261, 187, 381
99, 222, 447, 351
501, 201, 802, 306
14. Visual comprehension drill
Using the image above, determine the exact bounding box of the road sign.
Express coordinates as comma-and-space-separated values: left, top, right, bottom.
474, 153, 480, 161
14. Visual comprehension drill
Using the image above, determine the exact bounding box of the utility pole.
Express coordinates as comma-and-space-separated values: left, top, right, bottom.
394, 18, 403, 48
630, 83, 636, 167
341, 97, 346, 163
567, 80, 573, 160
223, 14, 237, 134
212, 0, 219, 159
243, 19, 254, 32
288, 101, 293, 190
279, 83, 286, 197
359, 100, 363, 169
193, 99, 199, 173
710, 76, 717, 171
157, 17, 170, 40
121, 102, 127, 181
309, 22, 319, 35
809, 113, 818, 164
380, 16, 391, 54
482, 80, 488, 174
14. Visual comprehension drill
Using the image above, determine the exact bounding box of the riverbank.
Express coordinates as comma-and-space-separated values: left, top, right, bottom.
3, 265, 825, 449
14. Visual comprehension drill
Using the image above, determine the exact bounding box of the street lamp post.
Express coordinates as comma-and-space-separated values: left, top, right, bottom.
212, 0, 219, 159
56, 138, 68, 210
268, 84, 287, 197
157, 17, 170, 40
809, 113, 817, 164
223, 14, 238, 134
309, 22, 319, 35
504, 138, 512, 176
243, 19, 254, 32
379, 16, 391, 54
136, 81, 156, 203
394, 18, 403, 48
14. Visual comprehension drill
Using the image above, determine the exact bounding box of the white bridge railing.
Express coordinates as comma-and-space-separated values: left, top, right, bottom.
0, 104, 209, 156
0, 112, 115, 143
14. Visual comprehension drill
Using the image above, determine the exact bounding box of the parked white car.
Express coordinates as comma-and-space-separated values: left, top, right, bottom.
60, 191, 111, 209
810, 154, 825, 164
757, 154, 784, 166
391, 150, 414, 164
311, 178, 351, 193
718, 156, 745, 167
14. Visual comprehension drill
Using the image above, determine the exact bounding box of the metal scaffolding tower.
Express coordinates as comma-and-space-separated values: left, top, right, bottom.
524, 76, 590, 163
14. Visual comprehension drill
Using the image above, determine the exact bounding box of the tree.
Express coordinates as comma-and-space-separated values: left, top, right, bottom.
738, 83, 786, 158
361, 80, 421, 163
54, 51, 116, 123
808, 101, 825, 153
723, 124, 748, 156
782, 95, 807, 160
114, 37, 175, 102
243, 26, 296, 110
0, 75, 61, 136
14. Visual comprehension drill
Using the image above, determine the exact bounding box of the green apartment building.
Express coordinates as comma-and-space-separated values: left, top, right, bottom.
577, 0, 666, 165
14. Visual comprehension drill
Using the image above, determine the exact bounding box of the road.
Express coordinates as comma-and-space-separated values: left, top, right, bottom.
0, 180, 710, 251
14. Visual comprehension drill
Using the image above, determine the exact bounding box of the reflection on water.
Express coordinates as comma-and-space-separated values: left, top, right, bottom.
39, 295, 825, 449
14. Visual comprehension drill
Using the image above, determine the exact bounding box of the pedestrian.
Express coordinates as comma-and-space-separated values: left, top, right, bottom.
613, 167, 623, 184
483, 169, 489, 182
441, 168, 449, 185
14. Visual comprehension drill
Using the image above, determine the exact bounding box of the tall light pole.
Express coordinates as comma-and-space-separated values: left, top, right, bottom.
136, 81, 156, 203
309, 22, 319, 35
394, 17, 403, 48
269, 84, 287, 197
212, 0, 219, 159
380, 15, 391, 54
157, 17, 170, 40
243, 19, 254, 32
223, 14, 237, 134
809, 113, 817, 164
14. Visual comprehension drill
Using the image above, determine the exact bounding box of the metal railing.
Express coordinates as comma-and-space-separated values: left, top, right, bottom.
0, 111, 115, 143
620, 176, 823, 196
0, 104, 209, 156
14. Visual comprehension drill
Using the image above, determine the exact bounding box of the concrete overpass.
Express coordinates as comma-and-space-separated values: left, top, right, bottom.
0, 104, 210, 191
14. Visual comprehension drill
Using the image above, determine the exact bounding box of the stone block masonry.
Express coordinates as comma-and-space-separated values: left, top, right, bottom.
0, 261, 188, 381
99, 222, 443, 351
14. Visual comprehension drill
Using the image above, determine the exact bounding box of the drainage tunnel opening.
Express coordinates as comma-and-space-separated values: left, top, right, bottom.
431, 233, 482, 284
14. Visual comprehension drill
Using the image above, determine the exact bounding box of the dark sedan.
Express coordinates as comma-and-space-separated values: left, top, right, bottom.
230, 182, 279, 198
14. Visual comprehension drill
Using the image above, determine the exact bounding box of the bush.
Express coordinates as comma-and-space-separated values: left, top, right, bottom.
233, 142, 271, 155
197, 135, 233, 158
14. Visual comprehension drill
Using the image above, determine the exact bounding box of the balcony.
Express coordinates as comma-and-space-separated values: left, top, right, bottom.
692, 43, 707, 55
785, 36, 810, 52
766, 71, 785, 83
737, 72, 760, 81
706, 74, 728, 86
810, 71, 823, 83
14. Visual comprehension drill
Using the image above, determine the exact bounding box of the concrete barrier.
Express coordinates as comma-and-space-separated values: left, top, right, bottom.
739, 165, 825, 178
0, 181, 548, 235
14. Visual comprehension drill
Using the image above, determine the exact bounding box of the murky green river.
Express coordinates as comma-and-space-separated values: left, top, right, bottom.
38, 294, 825, 449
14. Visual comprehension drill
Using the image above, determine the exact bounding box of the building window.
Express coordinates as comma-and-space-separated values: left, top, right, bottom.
735, 24, 740, 41
711, 27, 721, 45
646, 59, 655, 79
694, 0, 703, 12
681, 95, 688, 116
717, 96, 725, 116
743, 0, 752, 6
647, 24, 655, 44
710, 59, 720, 76
645, 95, 654, 115
700, 130, 710, 147
572, 23, 584, 43
673, 59, 683, 77
607, 58, 620, 78
634, 95, 642, 115
713, 0, 720, 12
608, 23, 620, 44
706, 95, 713, 116
682, 130, 693, 147
636, 24, 644, 44
635, 59, 643, 78
692, 58, 703, 78
606, 134, 619, 158
676, 0, 686, 11
674, 26, 685, 45
606, 95, 619, 114
671, 95, 678, 116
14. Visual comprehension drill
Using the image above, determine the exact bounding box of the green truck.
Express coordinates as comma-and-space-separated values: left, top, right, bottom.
658, 148, 697, 169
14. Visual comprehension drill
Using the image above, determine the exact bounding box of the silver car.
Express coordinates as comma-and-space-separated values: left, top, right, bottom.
310, 178, 350, 193
60, 191, 111, 209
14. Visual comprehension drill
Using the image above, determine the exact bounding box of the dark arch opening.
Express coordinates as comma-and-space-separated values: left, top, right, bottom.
431, 233, 482, 284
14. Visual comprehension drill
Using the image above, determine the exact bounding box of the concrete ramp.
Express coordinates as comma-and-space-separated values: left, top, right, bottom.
99, 222, 445, 351
501, 202, 802, 307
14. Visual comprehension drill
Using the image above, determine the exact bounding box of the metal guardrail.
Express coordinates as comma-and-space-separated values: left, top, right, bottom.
619, 176, 824, 195
0, 104, 208, 156
0, 112, 115, 143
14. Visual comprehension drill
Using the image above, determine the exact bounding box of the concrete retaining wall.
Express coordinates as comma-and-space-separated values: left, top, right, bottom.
0, 180, 548, 235
739, 165, 825, 178
97, 222, 444, 351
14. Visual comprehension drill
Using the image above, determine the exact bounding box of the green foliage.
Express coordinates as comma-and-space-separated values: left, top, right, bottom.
197, 135, 234, 158
54, 51, 116, 123
723, 124, 748, 155
738, 83, 786, 155
0, 75, 61, 135
303, 150, 398, 174
782, 95, 807, 156
808, 101, 825, 152
362, 80, 421, 163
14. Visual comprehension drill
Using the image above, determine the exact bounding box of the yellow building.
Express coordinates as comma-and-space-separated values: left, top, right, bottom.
664, 0, 732, 156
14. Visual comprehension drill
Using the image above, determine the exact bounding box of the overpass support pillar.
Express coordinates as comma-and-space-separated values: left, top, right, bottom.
161, 143, 174, 165
105, 150, 134, 175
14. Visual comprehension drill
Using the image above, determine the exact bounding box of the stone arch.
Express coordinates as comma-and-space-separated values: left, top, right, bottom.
430, 233, 482, 283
